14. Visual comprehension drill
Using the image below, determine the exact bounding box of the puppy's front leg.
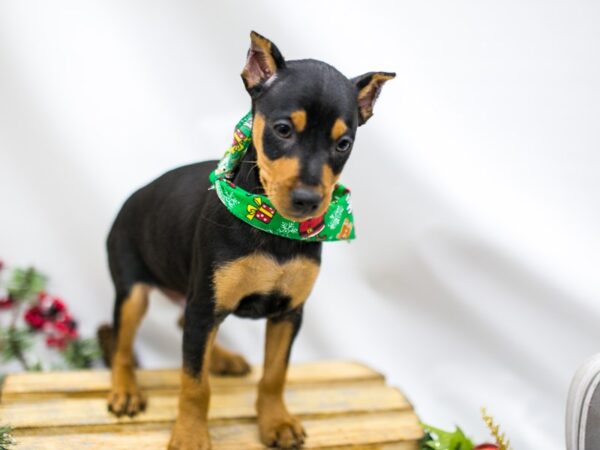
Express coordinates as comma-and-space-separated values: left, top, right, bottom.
168, 296, 218, 450
257, 307, 306, 449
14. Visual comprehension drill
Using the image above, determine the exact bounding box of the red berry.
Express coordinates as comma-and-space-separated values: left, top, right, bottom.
51, 297, 66, 312
53, 320, 69, 334
45, 335, 65, 348
0, 296, 14, 310
24, 306, 46, 329
474, 444, 499, 449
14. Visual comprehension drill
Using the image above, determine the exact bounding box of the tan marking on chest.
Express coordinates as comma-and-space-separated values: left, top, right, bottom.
213, 253, 320, 312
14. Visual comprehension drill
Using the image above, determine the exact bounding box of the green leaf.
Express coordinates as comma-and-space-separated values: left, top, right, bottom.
7, 267, 46, 302
419, 431, 438, 449
62, 338, 101, 369
421, 423, 474, 450
0, 326, 33, 362
27, 361, 44, 372
0, 425, 16, 449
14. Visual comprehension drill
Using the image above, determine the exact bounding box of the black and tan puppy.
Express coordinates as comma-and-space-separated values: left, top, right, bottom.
106, 31, 394, 450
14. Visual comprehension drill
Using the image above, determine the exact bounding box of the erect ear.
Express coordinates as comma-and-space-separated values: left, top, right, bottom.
241, 31, 286, 96
351, 72, 395, 125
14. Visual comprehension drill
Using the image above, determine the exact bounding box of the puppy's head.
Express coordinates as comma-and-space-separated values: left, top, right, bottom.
241, 31, 394, 221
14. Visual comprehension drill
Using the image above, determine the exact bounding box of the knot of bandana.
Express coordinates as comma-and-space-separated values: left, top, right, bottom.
209, 112, 355, 242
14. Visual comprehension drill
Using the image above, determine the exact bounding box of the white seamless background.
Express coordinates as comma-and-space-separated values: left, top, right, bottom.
1, 2, 599, 449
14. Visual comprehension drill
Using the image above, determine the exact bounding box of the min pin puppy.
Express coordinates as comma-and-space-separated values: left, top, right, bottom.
106, 31, 394, 450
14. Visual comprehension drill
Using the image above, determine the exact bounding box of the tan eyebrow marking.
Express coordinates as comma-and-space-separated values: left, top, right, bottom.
331, 118, 348, 140
290, 110, 307, 132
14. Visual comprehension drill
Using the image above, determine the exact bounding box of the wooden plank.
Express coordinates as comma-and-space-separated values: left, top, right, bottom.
1, 360, 383, 402
1, 384, 410, 431
12, 411, 423, 450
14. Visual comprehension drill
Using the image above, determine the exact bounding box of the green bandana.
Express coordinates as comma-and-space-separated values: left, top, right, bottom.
209, 112, 356, 242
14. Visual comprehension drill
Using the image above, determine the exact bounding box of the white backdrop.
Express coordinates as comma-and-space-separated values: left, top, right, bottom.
2, 1, 600, 448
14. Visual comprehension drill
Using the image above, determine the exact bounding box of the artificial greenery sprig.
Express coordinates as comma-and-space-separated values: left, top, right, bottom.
420, 424, 474, 450
0, 426, 15, 450
420, 409, 511, 450
62, 337, 101, 369
0, 326, 33, 369
7, 268, 47, 303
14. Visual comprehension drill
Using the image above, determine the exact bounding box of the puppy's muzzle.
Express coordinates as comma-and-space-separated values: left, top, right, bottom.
290, 187, 323, 217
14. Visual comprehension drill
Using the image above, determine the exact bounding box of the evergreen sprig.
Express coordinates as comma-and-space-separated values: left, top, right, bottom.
7, 267, 46, 302
0, 326, 33, 365
62, 338, 101, 369
0, 426, 15, 450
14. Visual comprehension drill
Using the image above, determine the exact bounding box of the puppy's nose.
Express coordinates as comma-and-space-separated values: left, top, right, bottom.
290, 188, 323, 216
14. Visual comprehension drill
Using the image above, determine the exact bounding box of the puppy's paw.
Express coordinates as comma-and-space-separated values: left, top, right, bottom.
210, 351, 251, 377
168, 420, 212, 450
107, 387, 146, 417
167, 437, 211, 450
259, 413, 306, 449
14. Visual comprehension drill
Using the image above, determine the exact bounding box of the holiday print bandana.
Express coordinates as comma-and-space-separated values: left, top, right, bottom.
209, 112, 356, 242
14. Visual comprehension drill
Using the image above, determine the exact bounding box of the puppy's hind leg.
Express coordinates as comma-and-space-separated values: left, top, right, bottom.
108, 283, 149, 417
210, 341, 251, 376
178, 313, 250, 377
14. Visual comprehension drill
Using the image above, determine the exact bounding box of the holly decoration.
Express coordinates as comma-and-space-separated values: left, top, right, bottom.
0, 260, 100, 371
420, 408, 511, 450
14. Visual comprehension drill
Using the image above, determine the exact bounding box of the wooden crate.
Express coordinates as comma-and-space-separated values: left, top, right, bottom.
0, 360, 423, 449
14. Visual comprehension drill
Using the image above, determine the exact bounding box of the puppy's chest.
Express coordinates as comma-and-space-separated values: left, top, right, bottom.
212, 252, 320, 317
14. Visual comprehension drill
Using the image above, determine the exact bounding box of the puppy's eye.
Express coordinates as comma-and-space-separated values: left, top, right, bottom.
336, 137, 353, 153
273, 121, 293, 139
